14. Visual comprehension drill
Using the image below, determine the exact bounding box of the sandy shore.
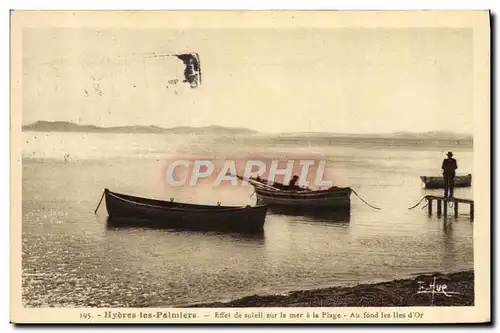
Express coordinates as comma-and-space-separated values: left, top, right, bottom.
188, 270, 474, 307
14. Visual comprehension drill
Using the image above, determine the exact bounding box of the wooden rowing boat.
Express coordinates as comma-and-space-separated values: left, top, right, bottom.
420, 174, 472, 189
101, 188, 268, 233
237, 176, 352, 210
254, 185, 352, 209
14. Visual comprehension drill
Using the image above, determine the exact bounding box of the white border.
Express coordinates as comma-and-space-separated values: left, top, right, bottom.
3, 1, 498, 332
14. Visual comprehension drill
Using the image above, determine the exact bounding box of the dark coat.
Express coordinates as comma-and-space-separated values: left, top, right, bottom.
442, 157, 457, 177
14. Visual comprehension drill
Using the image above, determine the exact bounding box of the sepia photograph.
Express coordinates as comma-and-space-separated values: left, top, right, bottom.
9, 10, 491, 324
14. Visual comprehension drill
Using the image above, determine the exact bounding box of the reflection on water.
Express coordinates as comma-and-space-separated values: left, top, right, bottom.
266, 206, 351, 223
21, 132, 474, 307
105, 221, 266, 244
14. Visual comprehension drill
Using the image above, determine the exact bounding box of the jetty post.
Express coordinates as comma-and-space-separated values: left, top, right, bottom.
424, 195, 474, 221
427, 197, 433, 216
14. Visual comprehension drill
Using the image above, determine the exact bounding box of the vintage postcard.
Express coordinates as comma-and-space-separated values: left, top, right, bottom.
10, 10, 490, 324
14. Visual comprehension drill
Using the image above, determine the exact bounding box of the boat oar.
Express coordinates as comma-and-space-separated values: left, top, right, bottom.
94, 190, 105, 214
232, 174, 282, 192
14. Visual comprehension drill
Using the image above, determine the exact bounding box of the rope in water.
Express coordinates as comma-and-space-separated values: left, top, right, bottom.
408, 196, 455, 210
94, 190, 105, 214
408, 196, 427, 210
351, 189, 382, 210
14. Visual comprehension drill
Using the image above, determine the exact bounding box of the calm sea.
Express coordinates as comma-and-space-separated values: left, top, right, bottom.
21, 131, 474, 307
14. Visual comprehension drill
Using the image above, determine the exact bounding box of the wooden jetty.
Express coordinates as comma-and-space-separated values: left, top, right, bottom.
424, 195, 474, 220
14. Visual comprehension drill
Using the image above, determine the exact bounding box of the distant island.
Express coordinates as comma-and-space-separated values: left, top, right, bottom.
276, 130, 473, 140
22, 121, 258, 135
22, 121, 473, 141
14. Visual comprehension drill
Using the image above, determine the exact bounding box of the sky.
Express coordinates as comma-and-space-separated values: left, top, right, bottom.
22, 27, 473, 134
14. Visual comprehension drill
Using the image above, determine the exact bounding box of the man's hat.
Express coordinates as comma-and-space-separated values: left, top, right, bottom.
446, 151, 453, 157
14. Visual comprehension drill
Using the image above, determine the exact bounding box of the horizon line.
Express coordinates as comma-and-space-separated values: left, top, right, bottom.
22, 120, 474, 136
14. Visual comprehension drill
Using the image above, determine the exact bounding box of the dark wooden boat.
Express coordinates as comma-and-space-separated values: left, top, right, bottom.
100, 189, 268, 233
239, 176, 352, 210
420, 174, 472, 189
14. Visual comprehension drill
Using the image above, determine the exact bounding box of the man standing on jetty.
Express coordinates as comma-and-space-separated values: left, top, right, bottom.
442, 151, 458, 198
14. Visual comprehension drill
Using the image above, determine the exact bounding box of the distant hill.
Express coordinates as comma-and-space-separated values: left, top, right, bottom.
22, 121, 473, 141
275, 130, 472, 140
22, 121, 259, 135
390, 131, 473, 140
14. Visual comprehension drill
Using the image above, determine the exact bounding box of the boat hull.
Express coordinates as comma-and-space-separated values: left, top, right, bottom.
420, 174, 472, 189
103, 189, 267, 233
254, 186, 352, 209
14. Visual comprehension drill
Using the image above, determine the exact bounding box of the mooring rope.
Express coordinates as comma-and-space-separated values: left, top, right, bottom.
94, 190, 105, 214
408, 196, 427, 210
351, 189, 381, 210
408, 196, 455, 210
